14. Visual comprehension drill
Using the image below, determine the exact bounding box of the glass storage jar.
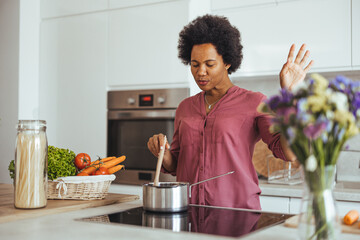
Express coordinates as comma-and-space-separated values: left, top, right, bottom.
14, 120, 48, 209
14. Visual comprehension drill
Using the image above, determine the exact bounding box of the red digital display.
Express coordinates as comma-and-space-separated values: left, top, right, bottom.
142, 96, 152, 102
139, 94, 153, 106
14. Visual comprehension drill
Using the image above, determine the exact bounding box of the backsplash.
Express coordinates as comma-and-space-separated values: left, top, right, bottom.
337, 151, 360, 182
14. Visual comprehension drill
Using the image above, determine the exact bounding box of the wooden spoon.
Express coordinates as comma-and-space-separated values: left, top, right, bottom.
153, 136, 167, 187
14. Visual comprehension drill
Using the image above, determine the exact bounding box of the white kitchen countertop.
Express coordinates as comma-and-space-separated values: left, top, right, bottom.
1, 198, 359, 240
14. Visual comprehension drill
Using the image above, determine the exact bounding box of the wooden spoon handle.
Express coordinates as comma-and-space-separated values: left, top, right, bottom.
154, 136, 167, 186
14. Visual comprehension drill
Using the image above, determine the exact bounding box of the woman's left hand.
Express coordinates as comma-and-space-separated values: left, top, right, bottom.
279, 44, 314, 90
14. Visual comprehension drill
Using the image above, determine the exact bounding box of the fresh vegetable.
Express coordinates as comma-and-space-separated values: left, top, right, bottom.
74, 153, 91, 170
8, 160, 15, 179
8, 146, 76, 180
94, 167, 109, 175
89, 156, 115, 166
79, 155, 126, 175
100, 156, 126, 169
343, 210, 359, 225
77, 172, 89, 176
48, 145, 77, 180
108, 165, 124, 174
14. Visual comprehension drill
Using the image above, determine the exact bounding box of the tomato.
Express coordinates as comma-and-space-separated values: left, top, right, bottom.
74, 153, 91, 170
94, 167, 109, 175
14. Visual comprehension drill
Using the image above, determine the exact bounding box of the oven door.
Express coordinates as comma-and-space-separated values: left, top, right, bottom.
107, 110, 176, 185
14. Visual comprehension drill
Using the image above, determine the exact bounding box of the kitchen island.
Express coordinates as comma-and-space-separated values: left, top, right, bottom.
1, 186, 359, 240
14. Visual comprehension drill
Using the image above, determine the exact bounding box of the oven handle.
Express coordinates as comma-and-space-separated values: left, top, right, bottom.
108, 109, 176, 120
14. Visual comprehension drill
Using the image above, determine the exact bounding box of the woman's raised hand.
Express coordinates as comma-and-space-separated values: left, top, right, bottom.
279, 44, 314, 91
147, 133, 170, 158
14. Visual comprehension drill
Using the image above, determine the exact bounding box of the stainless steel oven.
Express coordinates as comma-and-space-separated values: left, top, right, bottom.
107, 88, 189, 185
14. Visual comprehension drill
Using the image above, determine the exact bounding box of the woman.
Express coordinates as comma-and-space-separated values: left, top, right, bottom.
147, 15, 313, 210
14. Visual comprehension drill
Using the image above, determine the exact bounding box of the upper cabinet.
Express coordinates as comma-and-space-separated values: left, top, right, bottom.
107, 0, 190, 89
41, 0, 107, 18
109, 0, 176, 9
353, 0, 360, 67
40, 13, 108, 158
212, 0, 353, 76
211, 0, 276, 11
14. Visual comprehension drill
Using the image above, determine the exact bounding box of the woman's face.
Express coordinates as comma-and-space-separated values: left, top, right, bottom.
190, 43, 230, 92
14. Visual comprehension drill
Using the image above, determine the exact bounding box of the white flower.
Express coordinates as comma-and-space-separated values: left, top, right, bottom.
325, 110, 334, 120
291, 81, 307, 93
306, 155, 317, 172
329, 92, 348, 111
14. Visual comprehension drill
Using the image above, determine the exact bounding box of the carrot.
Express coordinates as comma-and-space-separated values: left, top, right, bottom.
79, 156, 125, 175
108, 165, 124, 174
77, 172, 89, 176
79, 165, 97, 175
91, 156, 116, 166
101, 156, 126, 169
343, 210, 359, 225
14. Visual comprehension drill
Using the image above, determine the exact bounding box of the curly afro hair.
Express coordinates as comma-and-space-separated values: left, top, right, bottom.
178, 14, 243, 75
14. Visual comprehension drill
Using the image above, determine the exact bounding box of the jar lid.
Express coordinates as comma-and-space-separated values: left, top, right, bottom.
17, 120, 47, 131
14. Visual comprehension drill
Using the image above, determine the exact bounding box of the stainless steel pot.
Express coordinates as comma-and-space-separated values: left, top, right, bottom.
142, 171, 234, 212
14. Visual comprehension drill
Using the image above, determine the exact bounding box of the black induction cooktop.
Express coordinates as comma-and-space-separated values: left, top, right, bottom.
77, 205, 293, 238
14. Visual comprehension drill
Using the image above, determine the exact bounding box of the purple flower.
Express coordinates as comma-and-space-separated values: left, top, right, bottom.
321, 133, 328, 143
286, 127, 296, 143
330, 75, 352, 93
337, 128, 345, 141
350, 81, 360, 89
266, 89, 293, 111
280, 89, 293, 103
267, 95, 282, 110
303, 121, 327, 139
335, 75, 351, 86
276, 107, 297, 124
352, 92, 360, 116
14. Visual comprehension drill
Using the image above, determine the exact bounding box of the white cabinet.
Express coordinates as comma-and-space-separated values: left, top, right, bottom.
39, 13, 107, 159
41, 0, 107, 18
260, 195, 290, 213
109, 0, 175, 9
212, 0, 352, 76
108, 0, 190, 89
353, 0, 360, 66
211, 0, 276, 11
289, 197, 301, 214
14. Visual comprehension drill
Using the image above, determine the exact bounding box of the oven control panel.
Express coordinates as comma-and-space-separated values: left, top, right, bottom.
108, 88, 189, 109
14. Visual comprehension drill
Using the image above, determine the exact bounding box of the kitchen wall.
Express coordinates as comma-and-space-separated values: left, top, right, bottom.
0, 0, 19, 184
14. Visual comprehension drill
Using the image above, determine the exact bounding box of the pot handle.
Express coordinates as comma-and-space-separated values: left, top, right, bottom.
189, 171, 235, 198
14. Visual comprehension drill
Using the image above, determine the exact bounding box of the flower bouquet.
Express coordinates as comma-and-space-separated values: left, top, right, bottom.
259, 74, 360, 239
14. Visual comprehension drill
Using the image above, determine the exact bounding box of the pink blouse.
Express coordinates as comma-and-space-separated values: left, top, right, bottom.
167, 86, 286, 210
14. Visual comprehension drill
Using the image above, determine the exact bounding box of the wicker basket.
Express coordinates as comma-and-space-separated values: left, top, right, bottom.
47, 174, 116, 200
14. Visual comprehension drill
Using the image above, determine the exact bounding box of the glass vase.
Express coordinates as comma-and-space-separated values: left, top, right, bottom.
298, 165, 341, 240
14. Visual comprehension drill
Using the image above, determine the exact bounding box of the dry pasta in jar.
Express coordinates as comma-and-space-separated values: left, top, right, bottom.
14, 120, 48, 209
